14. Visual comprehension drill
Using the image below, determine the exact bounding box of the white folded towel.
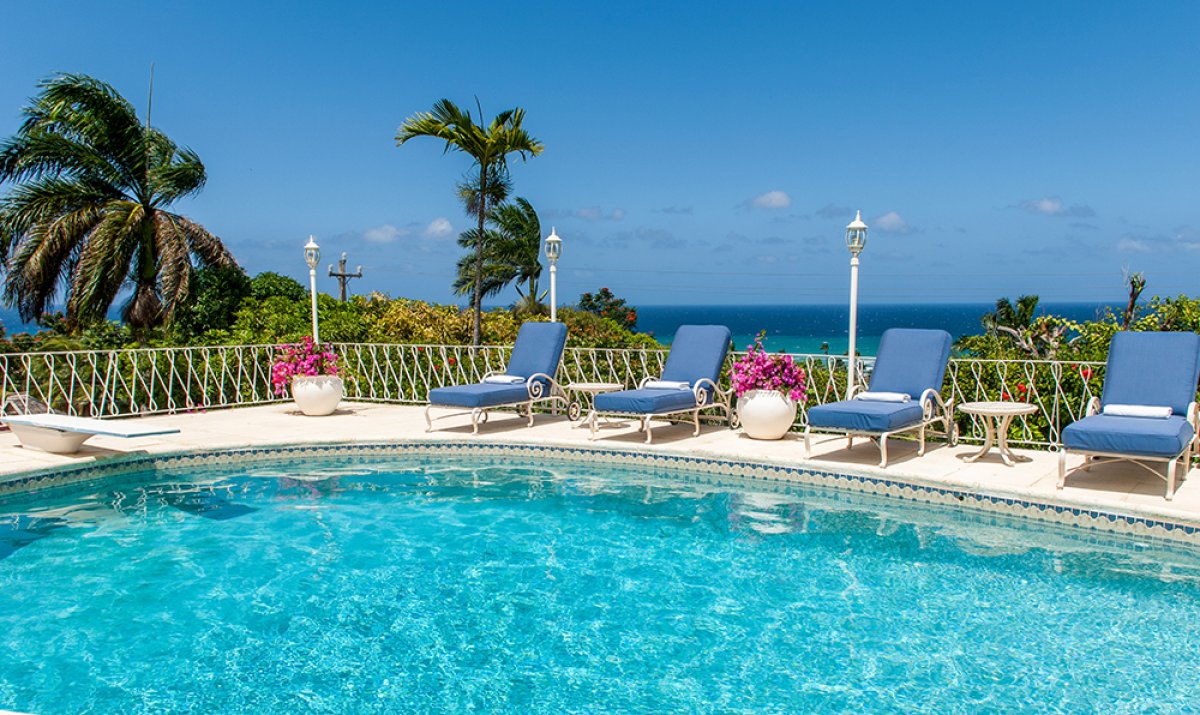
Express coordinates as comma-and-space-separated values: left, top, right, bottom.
483, 375, 526, 385
854, 391, 911, 403
644, 380, 691, 391
1102, 404, 1173, 419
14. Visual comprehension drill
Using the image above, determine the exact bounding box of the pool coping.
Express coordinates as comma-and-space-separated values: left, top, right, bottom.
2, 438, 1198, 547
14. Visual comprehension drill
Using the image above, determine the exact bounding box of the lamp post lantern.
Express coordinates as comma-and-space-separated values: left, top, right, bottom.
304, 235, 321, 344
545, 227, 563, 322
844, 211, 868, 399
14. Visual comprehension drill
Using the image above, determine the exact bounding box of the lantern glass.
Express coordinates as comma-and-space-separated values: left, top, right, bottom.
304, 237, 321, 269
544, 229, 562, 262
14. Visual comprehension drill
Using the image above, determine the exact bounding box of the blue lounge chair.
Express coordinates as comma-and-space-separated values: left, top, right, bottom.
425, 322, 569, 434
590, 325, 734, 443
804, 328, 954, 467
1058, 331, 1200, 500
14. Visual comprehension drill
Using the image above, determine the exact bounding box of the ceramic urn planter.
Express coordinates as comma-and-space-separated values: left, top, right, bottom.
291, 375, 344, 416
736, 389, 797, 440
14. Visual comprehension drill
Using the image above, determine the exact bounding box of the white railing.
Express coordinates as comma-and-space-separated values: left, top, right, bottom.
0, 342, 1112, 449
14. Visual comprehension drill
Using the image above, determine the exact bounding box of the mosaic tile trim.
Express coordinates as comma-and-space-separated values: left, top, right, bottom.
2, 440, 1198, 546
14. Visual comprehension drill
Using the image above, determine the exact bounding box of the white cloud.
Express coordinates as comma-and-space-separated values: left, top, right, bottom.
1118, 238, 1151, 253
362, 224, 409, 244
423, 217, 453, 238
749, 190, 791, 209
873, 211, 911, 234
1017, 196, 1095, 218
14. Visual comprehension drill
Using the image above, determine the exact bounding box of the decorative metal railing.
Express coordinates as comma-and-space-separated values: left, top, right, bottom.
0, 342, 1113, 449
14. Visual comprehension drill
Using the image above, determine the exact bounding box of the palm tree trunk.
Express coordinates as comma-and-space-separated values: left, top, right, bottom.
472, 162, 486, 346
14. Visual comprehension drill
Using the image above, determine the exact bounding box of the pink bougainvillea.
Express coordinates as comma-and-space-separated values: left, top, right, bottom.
730, 332, 807, 402
271, 336, 340, 396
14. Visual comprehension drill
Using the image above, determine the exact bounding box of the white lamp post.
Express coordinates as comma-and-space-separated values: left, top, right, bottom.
545, 227, 562, 322
304, 235, 321, 344
845, 211, 868, 399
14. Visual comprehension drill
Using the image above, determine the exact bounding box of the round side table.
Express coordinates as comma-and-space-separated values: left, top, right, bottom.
957, 401, 1038, 466
564, 382, 624, 424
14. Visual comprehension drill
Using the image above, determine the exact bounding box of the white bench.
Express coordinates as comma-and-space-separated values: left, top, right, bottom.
1, 414, 180, 454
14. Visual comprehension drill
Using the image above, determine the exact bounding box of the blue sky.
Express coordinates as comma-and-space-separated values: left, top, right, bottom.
2, 1, 1197, 306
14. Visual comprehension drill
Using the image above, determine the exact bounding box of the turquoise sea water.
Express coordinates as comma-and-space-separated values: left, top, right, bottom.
0, 454, 1197, 713
637, 303, 1115, 355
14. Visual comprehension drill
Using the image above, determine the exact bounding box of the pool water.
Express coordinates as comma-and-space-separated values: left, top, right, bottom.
0, 455, 1198, 713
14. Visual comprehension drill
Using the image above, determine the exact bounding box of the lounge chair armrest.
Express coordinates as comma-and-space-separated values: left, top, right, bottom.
637, 376, 659, 389
524, 373, 559, 399
693, 377, 721, 406
1188, 402, 1199, 446
1085, 397, 1101, 417
919, 389, 948, 419
482, 370, 506, 379
846, 384, 863, 400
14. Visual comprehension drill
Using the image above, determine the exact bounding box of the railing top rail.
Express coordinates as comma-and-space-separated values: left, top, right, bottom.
0, 343, 278, 358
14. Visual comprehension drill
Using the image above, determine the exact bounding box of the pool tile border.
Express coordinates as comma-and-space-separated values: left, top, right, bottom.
2, 440, 1198, 546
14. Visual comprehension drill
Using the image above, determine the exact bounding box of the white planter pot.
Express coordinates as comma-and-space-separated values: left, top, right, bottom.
737, 389, 797, 440
291, 375, 344, 416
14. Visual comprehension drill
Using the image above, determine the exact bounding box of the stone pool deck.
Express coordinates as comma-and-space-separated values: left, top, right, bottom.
2, 401, 1199, 531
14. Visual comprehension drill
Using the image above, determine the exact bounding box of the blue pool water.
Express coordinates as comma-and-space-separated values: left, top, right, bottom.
0, 455, 1198, 713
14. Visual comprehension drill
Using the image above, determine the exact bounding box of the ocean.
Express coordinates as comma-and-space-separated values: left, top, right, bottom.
636, 303, 1116, 355
2, 303, 1117, 356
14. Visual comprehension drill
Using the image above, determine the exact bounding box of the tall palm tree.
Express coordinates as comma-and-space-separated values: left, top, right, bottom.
0, 73, 235, 330
396, 99, 543, 345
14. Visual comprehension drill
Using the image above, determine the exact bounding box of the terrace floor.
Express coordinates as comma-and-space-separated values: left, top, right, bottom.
2, 402, 1199, 529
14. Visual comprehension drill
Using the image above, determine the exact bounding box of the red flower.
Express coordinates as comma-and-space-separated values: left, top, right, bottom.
1001, 391, 1011, 400
1017, 383, 1027, 393
1080, 368, 1093, 380
448, 358, 456, 365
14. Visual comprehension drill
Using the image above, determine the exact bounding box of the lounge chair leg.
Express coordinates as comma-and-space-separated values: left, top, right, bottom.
526, 401, 535, 427
1167, 457, 1178, 501
804, 427, 812, 459
638, 416, 647, 433
918, 426, 926, 457
1057, 450, 1067, 490
847, 435, 853, 450
645, 422, 654, 444
471, 408, 481, 435
692, 409, 700, 436
878, 434, 889, 468
424, 405, 434, 433
589, 410, 598, 441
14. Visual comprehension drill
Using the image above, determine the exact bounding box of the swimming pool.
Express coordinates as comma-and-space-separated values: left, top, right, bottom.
0, 451, 1197, 713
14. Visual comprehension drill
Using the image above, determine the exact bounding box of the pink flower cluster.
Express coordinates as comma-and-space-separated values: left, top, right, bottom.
730, 332, 807, 402
271, 336, 340, 396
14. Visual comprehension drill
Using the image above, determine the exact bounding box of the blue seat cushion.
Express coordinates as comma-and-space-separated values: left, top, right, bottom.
594, 388, 698, 415
428, 383, 530, 409
1062, 414, 1194, 458
806, 400, 925, 433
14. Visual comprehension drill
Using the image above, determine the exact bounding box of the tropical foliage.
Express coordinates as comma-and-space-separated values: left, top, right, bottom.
452, 197, 545, 313
396, 99, 543, 345
0, 268, 658, 352
578, 287, 638, 330
0, 73, 235, 331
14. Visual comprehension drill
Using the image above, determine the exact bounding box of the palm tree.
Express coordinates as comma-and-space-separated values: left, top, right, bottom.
396, 99, 543, 345
0, 73, 235, 330
451, 198, 545, 313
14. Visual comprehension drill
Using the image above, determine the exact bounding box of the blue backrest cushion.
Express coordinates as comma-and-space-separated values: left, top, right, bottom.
868, 328, 953, 400
1101, 331, 1200, 416
505, 322, 569, 384
660, 325, 732, 386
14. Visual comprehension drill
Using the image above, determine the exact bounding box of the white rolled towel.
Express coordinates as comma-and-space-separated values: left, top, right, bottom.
483, 375, 526, 385
644, 380, 691, 391
1102, 404, 1172, 419
854, 391, 911, 403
